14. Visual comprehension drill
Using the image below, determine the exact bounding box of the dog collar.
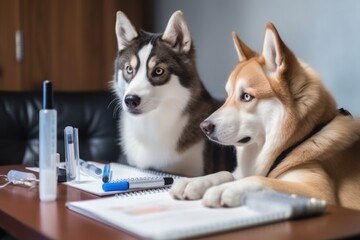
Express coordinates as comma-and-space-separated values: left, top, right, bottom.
266, 108, 352, 177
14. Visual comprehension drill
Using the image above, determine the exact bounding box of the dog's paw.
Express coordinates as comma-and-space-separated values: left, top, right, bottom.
202, 177, 266, 208
202, 184, 229, 208
170, 171, 234, 200
169, 177, 209, 200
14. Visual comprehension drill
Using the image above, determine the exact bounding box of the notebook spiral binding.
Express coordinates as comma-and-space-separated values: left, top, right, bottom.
108, 176, 172, 183
112, 163, 181, 179
115, 187, 169, 198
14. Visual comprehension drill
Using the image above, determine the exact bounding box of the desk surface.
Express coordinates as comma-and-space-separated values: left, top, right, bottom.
1, 165, 360, 240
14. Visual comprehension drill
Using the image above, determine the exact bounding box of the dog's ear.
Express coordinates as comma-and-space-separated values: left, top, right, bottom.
262, 23, 300, 102
162, 11, 191, 53
261, 23, 291, 74
115, 11, 138, 51
232, 32, 257, 62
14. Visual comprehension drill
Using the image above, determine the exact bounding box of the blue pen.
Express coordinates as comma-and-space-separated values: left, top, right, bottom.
102, 177, 174, 192
102, 164, 112, 183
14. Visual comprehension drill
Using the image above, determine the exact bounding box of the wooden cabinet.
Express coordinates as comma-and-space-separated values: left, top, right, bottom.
0, 0, 144, 91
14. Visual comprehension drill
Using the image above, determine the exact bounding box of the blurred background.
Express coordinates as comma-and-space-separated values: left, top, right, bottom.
149, 0, 360, 116
1, 0, 359, 115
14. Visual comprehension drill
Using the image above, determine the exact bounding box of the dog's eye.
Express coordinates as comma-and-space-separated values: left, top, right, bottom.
153, 67, 164, 77
125, 65, 133, 74
241, 93, 254, 102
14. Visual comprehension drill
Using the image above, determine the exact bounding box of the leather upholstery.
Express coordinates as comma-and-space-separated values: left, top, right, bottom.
0, 91, 121, 166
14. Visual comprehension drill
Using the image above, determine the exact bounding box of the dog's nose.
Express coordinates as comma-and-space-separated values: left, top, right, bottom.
200, 121, 215, 136
124, 95, 141, 109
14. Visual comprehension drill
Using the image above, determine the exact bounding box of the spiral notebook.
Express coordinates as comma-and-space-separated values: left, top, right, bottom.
64, 162, 181, 196
66, 190, 326, 239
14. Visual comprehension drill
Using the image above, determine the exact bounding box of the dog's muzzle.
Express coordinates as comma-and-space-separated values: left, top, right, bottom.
200, 121, 220, 142
124, 94, 141, 114
200, 120, 252, 144
200, 121, 215, 136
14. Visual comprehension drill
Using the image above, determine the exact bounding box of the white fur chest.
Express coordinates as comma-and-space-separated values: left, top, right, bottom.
120, 104, 204, 176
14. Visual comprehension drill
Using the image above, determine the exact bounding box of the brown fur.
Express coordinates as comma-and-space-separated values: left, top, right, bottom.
270, 116, 360, 208
238, 23, 360, 209
170, 22, 360, 210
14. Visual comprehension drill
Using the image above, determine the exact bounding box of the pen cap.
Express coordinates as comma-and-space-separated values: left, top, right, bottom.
43, 80, 54, 109
164, 177, 174, 185
64, 126, 79, 182
73, 128, 80, 161
64, 126, 74, 144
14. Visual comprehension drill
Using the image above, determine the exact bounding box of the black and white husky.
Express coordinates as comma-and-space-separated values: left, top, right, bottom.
112, 11, 235, 177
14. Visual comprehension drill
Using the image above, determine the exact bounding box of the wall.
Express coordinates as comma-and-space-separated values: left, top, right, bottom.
147, 0, 360, 116
0, 0, 144, 91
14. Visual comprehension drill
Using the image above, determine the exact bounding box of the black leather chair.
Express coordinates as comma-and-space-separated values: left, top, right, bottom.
0, 91, 122, 166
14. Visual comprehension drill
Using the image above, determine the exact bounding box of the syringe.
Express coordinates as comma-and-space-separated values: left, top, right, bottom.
79, 160, 102, 179
0, 170, 38, 188
7, 170, 37, 181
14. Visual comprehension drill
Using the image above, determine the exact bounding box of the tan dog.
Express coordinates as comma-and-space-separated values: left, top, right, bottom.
170, 23, 360, 210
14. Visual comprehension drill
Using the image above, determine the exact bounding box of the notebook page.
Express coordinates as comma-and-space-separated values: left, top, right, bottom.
67, 190, 288, 239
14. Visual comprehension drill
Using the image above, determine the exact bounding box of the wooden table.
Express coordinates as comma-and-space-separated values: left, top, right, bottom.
1, 165, 360, 240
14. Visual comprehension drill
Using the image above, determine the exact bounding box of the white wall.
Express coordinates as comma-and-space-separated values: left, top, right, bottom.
148, 0, 360, 116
